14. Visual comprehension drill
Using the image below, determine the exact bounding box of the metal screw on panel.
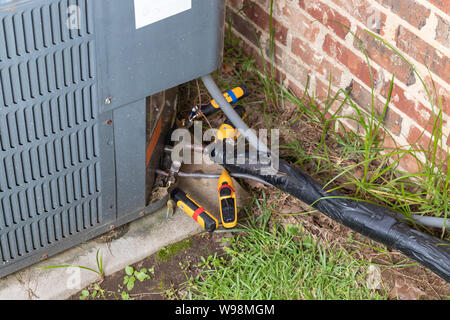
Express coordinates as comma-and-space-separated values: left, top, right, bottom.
41, 254, 48, 260
139, 211, 145, 217
105, 97, 112, 105
106, 120, 113, 125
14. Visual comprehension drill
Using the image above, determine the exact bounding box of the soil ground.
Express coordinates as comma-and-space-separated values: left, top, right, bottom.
69, 208, 449, 300
69, 232, 230, 300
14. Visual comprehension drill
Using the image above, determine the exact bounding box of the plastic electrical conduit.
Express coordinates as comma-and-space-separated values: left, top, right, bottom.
201, 74, 270, 155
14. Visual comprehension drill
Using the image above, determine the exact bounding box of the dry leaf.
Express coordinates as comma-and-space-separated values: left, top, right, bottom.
222, 63, 233, 75
388, 278, 426, 300
366, 265, 382, 290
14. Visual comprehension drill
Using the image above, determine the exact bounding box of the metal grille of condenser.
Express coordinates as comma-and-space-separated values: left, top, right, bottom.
0, 0, 225, 278
0, 0, 103, 271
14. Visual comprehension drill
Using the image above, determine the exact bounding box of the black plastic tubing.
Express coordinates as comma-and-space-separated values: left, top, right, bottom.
224, 156, 450, 282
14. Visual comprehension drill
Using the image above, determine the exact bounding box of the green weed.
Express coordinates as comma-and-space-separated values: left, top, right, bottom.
226, 3, 450, 235
41, 249, 105, 279
181, 198, 387, 300
78, 265, 155, 300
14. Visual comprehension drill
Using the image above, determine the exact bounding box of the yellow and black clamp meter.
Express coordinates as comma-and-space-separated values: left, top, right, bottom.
218, 170, 238, 229
170, 187, 218, 232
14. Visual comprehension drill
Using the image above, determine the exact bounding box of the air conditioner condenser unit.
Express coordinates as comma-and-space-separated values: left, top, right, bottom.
0, 0, 225, 278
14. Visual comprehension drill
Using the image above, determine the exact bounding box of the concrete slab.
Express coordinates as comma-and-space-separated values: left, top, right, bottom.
0, 204, 200, 300
0, 161, 249, 300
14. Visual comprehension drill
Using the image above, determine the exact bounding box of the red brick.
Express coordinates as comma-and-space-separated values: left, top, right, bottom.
381, 129, 430, 171
423, 76, 450, 116
315, 78, 345, 119
399, 153, 422, 174
238, 38, 286, 83
298, 0, 351, 39
289, 78, 333, 114
408, 126, 448, 164
282, 55, 312, 87
349, 80, 386, 115
282, 3, 320, 42
289, 80, 307, 100
226, 8, 260, 47
354, 27, 416, 86
272, 42, 284, 65
381, 82, 439, 133
407, 126, 430, 147
330, 0, 387, 34
227, 0, 241, 8
292, 37, 343, 85
381, 82, 431, 126
396, 26, 450, 83
243, 0, 288, 45
316, 77, 334, 101
317, 58, 343, 85
323, 34, 378, 87
443, 93, 450, 117
428, 0, 450, 15
436, 14, 450, 48
384, 108, 404, 136
376, 0, 431, 30
383, 133, 400, 151
291, 37, 315, 66
349, 80, 403, 136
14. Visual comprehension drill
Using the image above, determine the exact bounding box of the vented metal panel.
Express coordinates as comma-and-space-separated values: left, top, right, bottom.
0, 0, 225, 278
0, 0, 103, 271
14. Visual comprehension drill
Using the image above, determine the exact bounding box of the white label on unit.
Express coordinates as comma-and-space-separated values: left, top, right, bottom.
134, 0, 192, 29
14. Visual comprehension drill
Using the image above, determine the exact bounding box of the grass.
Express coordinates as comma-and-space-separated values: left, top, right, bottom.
181, 197, 387, 300
173, 2, 450, 300
176, 3, 450, 300
41, 249, 105, 279
221, 2, 450, 239
157, 240, 192, 262
277, 51, 450, 237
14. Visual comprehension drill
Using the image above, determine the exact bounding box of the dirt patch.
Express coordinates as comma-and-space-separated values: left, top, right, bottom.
69, 232, 230, 300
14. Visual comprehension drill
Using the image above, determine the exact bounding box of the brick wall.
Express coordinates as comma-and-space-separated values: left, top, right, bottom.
226, 0, 450, 171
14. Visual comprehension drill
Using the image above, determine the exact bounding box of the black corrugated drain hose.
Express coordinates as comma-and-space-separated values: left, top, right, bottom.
202, 74, 450, 283
223, 156, 450, 282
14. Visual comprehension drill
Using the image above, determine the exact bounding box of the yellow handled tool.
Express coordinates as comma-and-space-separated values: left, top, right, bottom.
170, 188, 218, 232
188, 86, 248, 124
218, 170, 238, 228
216, 105, 246, 141
207, 86, 248, 114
